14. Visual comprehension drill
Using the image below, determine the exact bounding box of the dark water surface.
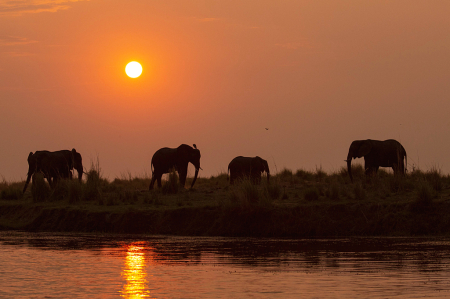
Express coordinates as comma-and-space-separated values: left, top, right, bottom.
1, 231, 450, 298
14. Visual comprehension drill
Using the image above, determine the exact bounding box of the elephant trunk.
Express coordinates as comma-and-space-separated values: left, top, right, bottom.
76, 166, 83, 181
347, 155, 353, 182
23, 173, 32, 193
264, 161, 270, 184
23, 152, 35, 193
190, 167, 199, 188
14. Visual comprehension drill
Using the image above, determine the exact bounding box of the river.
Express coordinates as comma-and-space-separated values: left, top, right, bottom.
0, 231, 449, 298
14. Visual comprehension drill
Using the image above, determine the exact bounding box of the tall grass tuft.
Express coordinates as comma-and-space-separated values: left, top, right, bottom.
295, 169, 314, 181
0, 180, 22, 200
315, 166, 327, 181
426, 167, 443, 192
278, 168, 293, 179
415, 180, 434, 206
83, 162, 102, 201
162, 169, 179, 195
264, 179, 281, 200
31, 173, 50, 202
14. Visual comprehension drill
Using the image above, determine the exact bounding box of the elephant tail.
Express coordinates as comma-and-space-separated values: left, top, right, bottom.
405, 151, 407, 174
150, 160, 154, 175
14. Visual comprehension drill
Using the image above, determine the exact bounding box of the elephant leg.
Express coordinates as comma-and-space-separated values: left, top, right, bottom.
393, 161, 405, 175
400, 161, 405, 174
149, 176, 156, 190
157, 174, 163, 188
392, 163, 404, 176
178, 171, 187, 187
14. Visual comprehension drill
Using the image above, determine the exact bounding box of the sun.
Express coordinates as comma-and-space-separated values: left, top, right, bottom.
125, 61, 143, 78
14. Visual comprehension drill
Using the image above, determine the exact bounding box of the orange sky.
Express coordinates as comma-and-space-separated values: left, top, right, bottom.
1, 0, 450, 181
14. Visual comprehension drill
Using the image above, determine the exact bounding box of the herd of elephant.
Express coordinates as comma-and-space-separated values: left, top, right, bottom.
22, 139, 407, 193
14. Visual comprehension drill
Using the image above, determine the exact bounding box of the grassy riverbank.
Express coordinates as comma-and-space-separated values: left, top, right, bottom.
1, 165, 450, 237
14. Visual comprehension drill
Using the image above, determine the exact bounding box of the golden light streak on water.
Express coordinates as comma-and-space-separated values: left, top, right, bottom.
120, 243, 151, 298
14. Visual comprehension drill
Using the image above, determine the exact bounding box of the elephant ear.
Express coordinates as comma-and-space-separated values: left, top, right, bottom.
356, 141, 372, 158
263, 159, 270, 174
254, 156, 264, 171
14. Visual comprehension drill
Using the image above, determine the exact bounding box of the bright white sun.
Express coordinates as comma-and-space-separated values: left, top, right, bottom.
125, 61, 142, 78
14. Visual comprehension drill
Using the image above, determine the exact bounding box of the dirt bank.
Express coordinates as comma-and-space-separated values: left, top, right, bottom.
1, 200, 449, 237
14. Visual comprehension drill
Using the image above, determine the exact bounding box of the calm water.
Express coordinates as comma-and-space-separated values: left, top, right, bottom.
1, 232, 450, 298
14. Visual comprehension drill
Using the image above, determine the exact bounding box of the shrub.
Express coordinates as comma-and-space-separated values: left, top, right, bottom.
278, 168, 293, 179
295, 169, 314, 181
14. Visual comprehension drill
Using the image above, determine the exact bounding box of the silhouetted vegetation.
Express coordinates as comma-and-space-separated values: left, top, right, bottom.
2, 163, 450, 236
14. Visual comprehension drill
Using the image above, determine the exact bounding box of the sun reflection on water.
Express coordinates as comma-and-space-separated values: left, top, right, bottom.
120, 243, 150, 298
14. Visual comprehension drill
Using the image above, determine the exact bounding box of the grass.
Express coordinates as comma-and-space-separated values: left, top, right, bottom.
14, 163, 450, 208
3, 162, 450, 236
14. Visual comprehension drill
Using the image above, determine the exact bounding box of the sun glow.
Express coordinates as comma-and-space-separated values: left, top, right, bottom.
121, 244, 150, 298
125, 61, 143, 78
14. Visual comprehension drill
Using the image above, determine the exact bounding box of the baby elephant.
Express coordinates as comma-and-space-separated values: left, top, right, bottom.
228, 156, 270, 185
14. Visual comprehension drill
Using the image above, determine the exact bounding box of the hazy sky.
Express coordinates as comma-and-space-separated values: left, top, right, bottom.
1, 0, 449, 181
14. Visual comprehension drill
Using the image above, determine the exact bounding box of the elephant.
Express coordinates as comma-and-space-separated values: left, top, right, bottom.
149, 144, 201, 190
346, 139, 407, 182
228, 156, 270, 185
23, 149, 83, 193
